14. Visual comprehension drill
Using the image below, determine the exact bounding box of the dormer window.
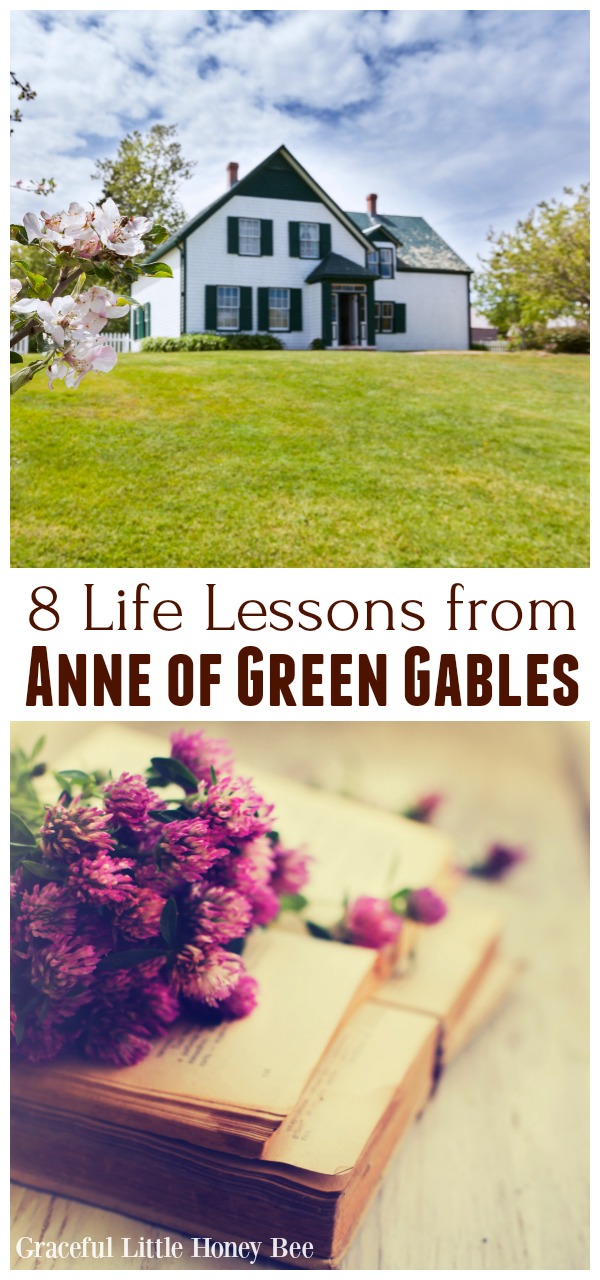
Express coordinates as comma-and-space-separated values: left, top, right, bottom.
367, 246, 395, 277
239, 218, 261, 256
299, 222, 320, 258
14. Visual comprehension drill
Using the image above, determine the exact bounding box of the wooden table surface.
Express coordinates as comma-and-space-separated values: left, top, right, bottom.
11, 722, 590, 1270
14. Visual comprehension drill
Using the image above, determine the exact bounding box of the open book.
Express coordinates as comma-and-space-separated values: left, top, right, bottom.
11, 726, 517, 1265
11, 902, 516, 1267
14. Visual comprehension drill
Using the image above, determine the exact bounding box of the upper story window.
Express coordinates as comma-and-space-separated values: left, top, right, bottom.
299, 222, 320, 258
217, 286, 240, 330
239, 218, 261, 256
268, 288, 290, 331
367, 246, 395, 277
379, 247, 394, 278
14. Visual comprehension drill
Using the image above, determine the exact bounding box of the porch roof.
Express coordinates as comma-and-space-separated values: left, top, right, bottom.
305, 252, 380, 284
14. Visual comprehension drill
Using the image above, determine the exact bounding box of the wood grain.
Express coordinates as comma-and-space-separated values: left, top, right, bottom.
11, 722, 589, 1270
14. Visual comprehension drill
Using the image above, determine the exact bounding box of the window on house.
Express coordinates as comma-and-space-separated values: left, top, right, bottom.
367, 250, 379, 272
217, 286, 240, 330
379, 248, 394, 278
268, 288, 290, 331
238, 218, 261, 255
299, 222, 319, 258
381, 301, 394, 333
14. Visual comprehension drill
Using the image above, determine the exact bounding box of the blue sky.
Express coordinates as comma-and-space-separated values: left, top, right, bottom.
10, 9, 589, 270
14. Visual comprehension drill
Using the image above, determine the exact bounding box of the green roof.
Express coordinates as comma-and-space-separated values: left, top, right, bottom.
346, 212, 471, 273
305, 252, 379, 284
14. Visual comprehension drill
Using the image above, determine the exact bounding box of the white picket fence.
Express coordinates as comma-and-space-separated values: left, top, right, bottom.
102, 332, 132, 353
12, 332, 132, 355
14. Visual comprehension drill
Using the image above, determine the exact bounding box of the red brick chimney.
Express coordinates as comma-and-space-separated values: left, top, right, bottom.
227, 162, 239, 188
366, 193, 378, 217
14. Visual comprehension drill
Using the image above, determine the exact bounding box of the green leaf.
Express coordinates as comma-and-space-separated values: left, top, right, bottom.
389, 888, 411, 916
305, 920, 334, 941
21, 860, 60, 881
98, 947, 168, 971
10, 811, 38, 850
225, 935, 247, 956
10, 351, 23, 364
141, 261, 173, 278
147, 756, 198, 794
145, 225, 169, 245
13, 1019, 26, 1046
279, 893, 308, 914
10, 223, 28, 245
148, 807, 188, 823
10, 357, 50, 396
160, 897, 179, 950
55, 769, 94, 789
210, 765, 217, 786
21, 266, 52, 299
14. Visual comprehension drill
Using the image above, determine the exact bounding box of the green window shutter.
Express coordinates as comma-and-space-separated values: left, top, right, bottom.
319, 224, 331, 258
134, 306, 143, 340
394, 302, 406, 334
205, 285, 217, 330
239, 287, 252, 331
289, 221, 300, 257
143, 302, 151, 337
227, 217, 239, 254
289, 289, 303, 332
258, 288, 270, 331
321, 282, 332, 347
366, 281, 376, 346
260, 220, 273, 256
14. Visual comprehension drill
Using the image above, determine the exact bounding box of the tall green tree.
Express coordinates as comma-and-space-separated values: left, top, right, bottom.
92, 123, 195, 233
474, 184, 590, 337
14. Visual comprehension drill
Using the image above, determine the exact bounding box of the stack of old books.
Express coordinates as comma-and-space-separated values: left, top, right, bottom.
11, 728, 516, 1267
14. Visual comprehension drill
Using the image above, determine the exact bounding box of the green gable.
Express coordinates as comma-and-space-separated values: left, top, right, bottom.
239, 152, 320, 202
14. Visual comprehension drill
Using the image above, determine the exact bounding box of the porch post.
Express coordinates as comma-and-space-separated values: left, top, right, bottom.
366, 280, 375, 346
322, 282, 332, 347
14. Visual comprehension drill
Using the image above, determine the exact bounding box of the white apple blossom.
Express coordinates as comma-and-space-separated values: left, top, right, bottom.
10, 279, 22, 305
48, 337, 117, 390
92, 197, 153, 257
22, 198, 153, 260
12, 287, 128, 343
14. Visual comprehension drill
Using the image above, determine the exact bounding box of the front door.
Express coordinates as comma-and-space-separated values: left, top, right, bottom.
338, 293, 360, 345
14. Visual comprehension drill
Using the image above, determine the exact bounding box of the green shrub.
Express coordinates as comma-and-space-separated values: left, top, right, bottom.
310, 337, 326, 350
141, 332, 283, 353
470, 341, 489, 352
546, 327, 590, 355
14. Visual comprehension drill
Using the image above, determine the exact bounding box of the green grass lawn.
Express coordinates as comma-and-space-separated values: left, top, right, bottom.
10, 351, 589, 567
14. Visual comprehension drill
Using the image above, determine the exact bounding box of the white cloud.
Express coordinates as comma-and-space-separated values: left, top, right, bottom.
10, 9, 589, 268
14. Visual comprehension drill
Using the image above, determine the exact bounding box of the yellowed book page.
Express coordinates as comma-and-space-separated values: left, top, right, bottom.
376, 900, 502, 1019
39, 724, 456, 911
12, 928, 375, 1122
446, 955, 519, 1061
265, 1000, 436, 1175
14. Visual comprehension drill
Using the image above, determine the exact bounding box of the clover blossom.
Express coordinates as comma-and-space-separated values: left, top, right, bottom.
103, 773, 161, 833
405, 887, 448, 925
183, 884, 252, 946
468, 844, 526, 880
31, 937, 100, 997
170, 728, 234, 786
10, 728, 310, 1065
174, 946, 245, 1008
344, 896, 403, 949
41, 801, 115, 864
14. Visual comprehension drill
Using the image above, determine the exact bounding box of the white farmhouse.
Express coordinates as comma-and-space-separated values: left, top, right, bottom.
131, 145, 471, 351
